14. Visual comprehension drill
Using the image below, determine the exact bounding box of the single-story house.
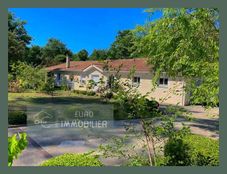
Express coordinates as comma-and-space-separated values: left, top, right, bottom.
46, 56, 189, 106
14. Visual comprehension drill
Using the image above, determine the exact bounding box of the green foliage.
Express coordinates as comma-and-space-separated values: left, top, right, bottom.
126, 156, 150, 166
8, 133, 28, 166
164, 133, 219, 166
70, 89, 97, 97
60, 76, 69, 91
89, 49, 108, 60
108, 30, 139, 59
8, 11, 32, 69
77, 49, 89, 61
114, 72, 160, 119
40, 153, 103, 166
40, 74, 55, 96
86, 91, 96, 96
42, 38, 72, 66
102, 91, 113, 100
8, 74, 14, 83
26, 45, 43, 66
135, 8, 219, 107
87, 79, 96, 90
8, 111, 27, 125
54, 54, 67, 63
9, 61, 46, 92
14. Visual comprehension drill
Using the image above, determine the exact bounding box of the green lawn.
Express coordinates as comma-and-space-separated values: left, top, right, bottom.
8, 91, 127, 121
8, 91, 116, 124
8, 91, 102, 106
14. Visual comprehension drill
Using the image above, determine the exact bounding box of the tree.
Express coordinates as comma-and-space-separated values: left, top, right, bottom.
42, 38, 72, 66
98, 64, 192, 166
108, 30, 138, 59
89, 49, 108, 60
8, 11, 32, 69
9, 61, 46, 91
135, 8, 219, 106
77, 49, 89, 61
72, 53, 79, 61
25, 45, 43, 66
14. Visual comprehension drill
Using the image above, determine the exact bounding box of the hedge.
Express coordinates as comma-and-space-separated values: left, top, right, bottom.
8, 111, 27, 125
40, 153, 103, 166
164, 134, 219, 166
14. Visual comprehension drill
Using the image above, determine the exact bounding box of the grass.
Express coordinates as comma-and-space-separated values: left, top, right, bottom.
8, 91, 101, 106
8, 91, 115, 124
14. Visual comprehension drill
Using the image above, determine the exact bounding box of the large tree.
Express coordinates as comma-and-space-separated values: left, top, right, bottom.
135, 8, 219, 106
77, 49, 89, 61
89, 49, 108, 60
108, 30, 138, 59
8, 12, 32, 69
42, 38, 73, 66
25, 45, 43, 66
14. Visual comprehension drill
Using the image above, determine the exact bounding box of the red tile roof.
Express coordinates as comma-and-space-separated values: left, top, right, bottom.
46, 58, 151, 72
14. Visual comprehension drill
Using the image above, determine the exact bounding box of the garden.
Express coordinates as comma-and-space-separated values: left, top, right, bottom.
8, 68, 219, 166
8, 8, 219, 166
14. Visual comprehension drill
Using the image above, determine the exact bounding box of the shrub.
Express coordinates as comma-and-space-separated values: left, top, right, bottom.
113, 97, 160, 120
125, 156, 150, 166
8, 133, 28, 166
40, 75, 55, 96
8, 111, 27, 125
164, 134, 219, 166
73, 90, 89, 95
101, 91, 113, 100
40, 153, 103, 166
60, 76, 69, 91
145, 98, 159, 112
87, 91, 96, 96
10, 61, 46, 91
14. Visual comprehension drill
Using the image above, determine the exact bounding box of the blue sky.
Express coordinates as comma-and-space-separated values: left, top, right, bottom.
9, 8, 162, 54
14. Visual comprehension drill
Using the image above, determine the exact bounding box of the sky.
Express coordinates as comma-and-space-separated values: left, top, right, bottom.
9, 8, 162, 54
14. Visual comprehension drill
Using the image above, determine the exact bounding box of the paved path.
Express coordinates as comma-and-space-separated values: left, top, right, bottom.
9, 127, 53, 166
179, 105, 219, 139
9, 106, 219, 166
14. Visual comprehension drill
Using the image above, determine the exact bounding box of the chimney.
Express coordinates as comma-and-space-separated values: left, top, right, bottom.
66, 55, 70, 68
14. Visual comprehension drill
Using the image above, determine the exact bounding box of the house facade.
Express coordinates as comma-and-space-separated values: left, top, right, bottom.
46, 57, 189, 106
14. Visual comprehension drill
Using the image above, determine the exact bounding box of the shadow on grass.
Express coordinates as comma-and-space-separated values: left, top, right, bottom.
9, 96, 106, 106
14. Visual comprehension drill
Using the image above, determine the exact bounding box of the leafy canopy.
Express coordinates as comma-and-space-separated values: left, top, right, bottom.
108, 30, 139, 59
77, 49, 89, 61
135, 8, 219, 106
89, 49, 108, 60
8, 12, 31, 69
42, 38, 73, 66
9, 61, 46, 91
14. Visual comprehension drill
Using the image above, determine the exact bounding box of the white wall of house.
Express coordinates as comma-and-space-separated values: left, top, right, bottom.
53, 69, 189, 106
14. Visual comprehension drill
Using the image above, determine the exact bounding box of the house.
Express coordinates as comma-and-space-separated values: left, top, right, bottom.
46, 56, 189, 106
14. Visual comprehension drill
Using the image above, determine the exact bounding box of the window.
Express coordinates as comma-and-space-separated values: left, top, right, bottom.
132, 76, 140, 87
159, 77, 168, 87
